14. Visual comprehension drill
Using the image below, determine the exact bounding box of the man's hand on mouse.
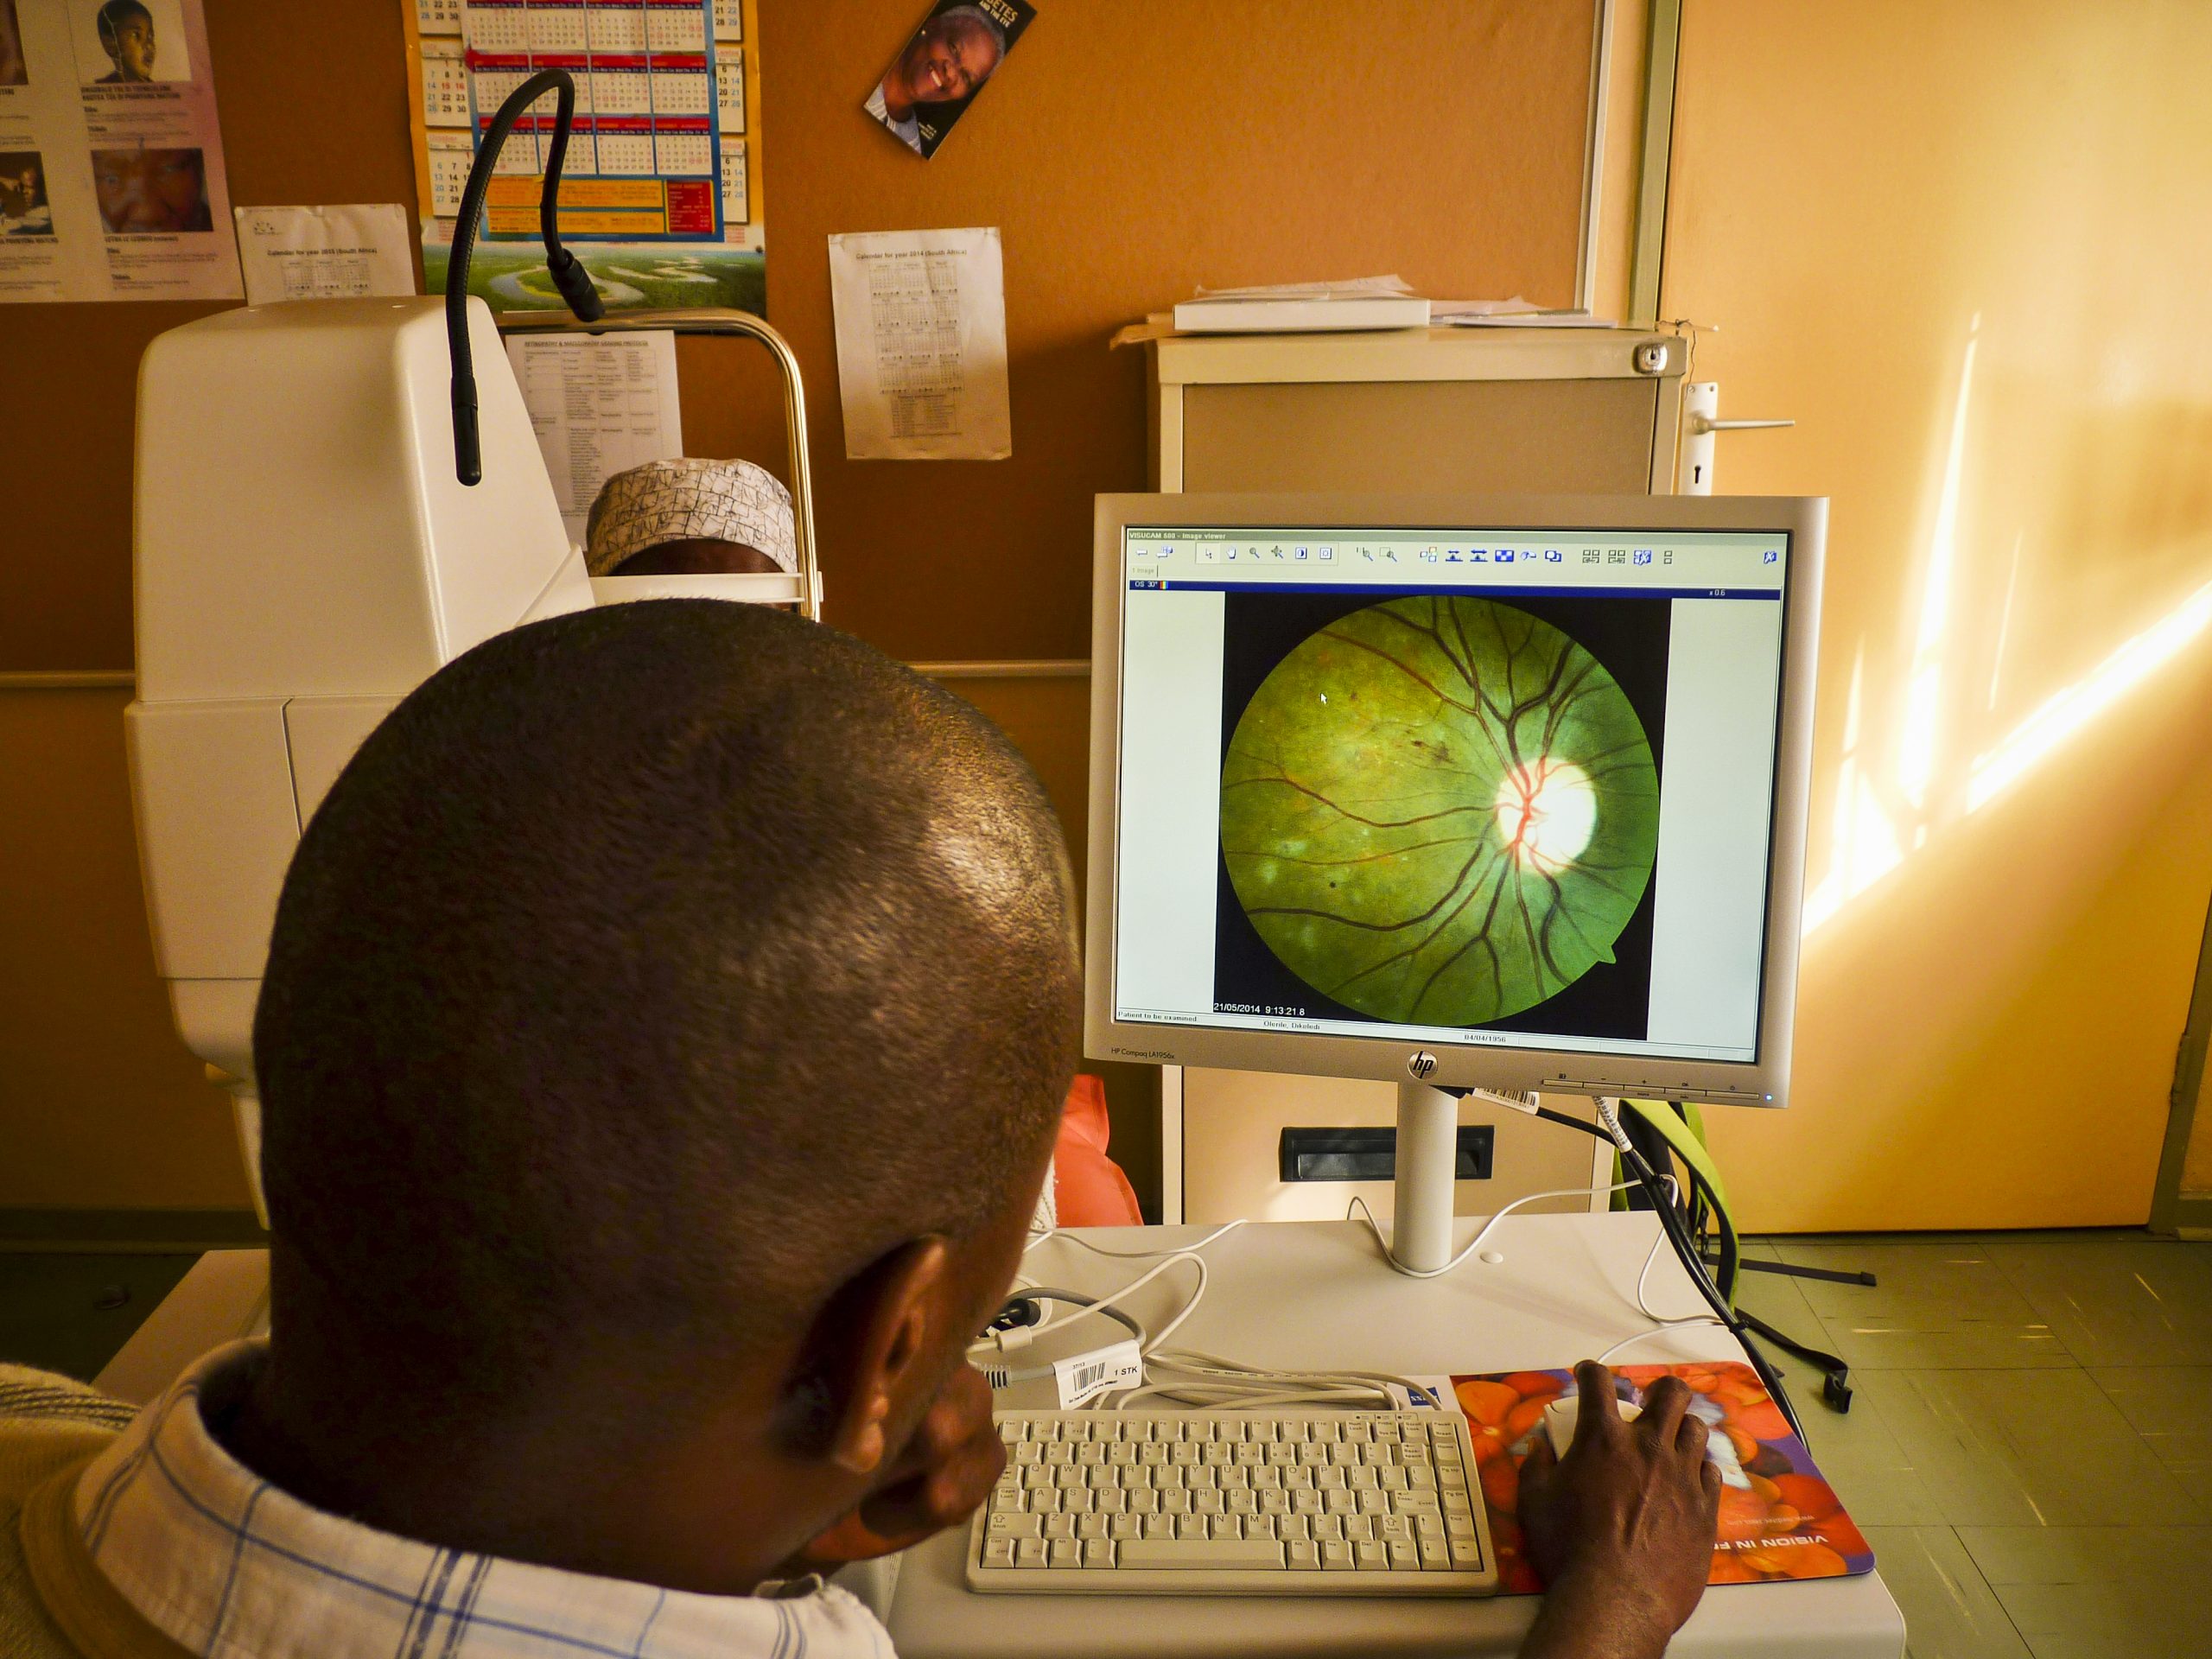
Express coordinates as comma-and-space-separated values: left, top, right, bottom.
1516, 1360, 1723, 1659
779, 1362, 1003, 1576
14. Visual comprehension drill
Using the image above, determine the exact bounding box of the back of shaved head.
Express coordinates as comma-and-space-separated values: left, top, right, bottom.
253, 601, 1080, 1398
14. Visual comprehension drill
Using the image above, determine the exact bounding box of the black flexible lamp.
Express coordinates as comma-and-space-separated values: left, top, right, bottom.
445, 69, 604, 486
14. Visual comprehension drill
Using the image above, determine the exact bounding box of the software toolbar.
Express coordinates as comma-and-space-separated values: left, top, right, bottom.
1123, 526, 1788, 595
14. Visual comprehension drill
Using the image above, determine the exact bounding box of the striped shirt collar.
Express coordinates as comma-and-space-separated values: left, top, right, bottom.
73, 1341, 896, 1659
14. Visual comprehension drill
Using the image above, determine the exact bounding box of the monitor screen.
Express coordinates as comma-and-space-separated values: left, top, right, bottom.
1103, 517, 1800, 1075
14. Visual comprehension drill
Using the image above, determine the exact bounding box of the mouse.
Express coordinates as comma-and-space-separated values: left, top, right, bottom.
1542, 1393, 1642, 1458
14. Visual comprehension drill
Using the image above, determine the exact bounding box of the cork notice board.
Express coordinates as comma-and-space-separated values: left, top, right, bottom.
0, 0, 1603, 1217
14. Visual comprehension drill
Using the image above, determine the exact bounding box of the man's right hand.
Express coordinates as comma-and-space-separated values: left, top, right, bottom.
1515, 1361, 1723, 1659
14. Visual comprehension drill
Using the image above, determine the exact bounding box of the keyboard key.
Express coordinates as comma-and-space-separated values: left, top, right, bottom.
1356, 1542, 1388, 1570
1287, 1541, 1321, 1569
1321, 1541, 1354, 1570
982, 1538, 1015, 1568
1015, 1539, 1046, 1568
1419, 1538, 1451, 1570
1389, 1541, 1419, 1570
987, 1513, 1041, 1539
1119, 1540, 1286, 1571
1083, 1540, 1113, 1568
1050, 1539, 1079, 1568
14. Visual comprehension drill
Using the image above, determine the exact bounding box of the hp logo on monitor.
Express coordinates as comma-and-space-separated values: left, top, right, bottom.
1407, 1051, 1439, 1081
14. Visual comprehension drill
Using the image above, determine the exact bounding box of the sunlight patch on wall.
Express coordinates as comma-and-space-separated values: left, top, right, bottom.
1966, 578, 2212, 814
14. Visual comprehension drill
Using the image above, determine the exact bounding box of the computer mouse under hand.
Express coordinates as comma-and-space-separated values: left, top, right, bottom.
1543, 1394, 1642, 1458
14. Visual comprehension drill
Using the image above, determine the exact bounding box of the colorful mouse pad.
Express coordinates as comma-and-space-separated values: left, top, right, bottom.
1452, 1363, 1875, 1593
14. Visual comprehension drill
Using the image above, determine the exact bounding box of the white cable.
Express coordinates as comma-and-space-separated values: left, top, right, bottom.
1142, 1264, 1212, 1353
1021, 1251, 1205, 1351
1016, 1220, 1246, 1354
1347, 1179, 1656, 1280
1025, 1219, 1245, 1263
1151, 1349, 1433, 1401
1594, 1319, 1724, 1368
1115, 1348, 1436, 1412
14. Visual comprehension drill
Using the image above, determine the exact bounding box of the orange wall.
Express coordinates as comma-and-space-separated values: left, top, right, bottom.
1664, 0, 2212, 1230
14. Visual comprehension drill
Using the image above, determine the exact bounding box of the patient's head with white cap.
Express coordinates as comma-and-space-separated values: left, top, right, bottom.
586, 456, 798, 578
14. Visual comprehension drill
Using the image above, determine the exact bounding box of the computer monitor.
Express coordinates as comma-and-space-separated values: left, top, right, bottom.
1085, 493, 1825, 1267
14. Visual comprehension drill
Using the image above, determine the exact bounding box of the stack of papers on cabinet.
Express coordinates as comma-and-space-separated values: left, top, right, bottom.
1172, 275, 1431, 334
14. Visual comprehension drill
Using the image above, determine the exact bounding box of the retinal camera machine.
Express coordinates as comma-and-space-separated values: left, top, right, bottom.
123, 67, 1829, 1611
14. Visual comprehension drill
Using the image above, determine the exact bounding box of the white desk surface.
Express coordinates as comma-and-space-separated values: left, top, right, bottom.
887, 1215, 1903, 1659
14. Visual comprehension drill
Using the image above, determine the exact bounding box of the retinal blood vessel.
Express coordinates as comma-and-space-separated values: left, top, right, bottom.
1221, 596, 1659, 1027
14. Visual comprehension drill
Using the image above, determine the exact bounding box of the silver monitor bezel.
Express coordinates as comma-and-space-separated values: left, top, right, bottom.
1084, 492, 1827, 1109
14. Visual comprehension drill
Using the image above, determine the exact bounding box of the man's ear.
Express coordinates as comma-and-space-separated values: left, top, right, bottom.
773, 1237, 953, 1475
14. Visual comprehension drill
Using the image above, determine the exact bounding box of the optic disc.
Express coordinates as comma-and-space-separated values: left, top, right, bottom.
1493, 759, 1597, 871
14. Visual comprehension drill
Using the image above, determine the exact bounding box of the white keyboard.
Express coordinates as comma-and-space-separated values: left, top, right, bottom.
967, 1408, 1497, 1596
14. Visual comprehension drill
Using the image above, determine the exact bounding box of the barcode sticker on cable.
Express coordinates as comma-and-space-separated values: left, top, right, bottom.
1053, 1340, 1143, 1408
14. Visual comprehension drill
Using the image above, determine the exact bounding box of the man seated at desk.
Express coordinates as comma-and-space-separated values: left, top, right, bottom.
0, 603, 1719, 1658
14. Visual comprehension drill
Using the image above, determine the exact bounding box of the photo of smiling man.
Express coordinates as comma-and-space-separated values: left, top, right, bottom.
864, 0, 1033, 159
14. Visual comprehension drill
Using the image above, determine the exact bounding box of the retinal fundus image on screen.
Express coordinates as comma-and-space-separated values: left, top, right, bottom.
1216, 592, 1669, 1039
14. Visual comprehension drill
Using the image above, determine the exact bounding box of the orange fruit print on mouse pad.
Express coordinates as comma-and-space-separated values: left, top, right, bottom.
1452, 1362, 1874, 1593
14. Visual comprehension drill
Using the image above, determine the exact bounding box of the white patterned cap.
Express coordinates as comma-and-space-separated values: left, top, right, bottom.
584, 458, 798, 578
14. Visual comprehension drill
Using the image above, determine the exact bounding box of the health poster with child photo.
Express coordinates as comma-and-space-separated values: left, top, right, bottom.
1454, 1363, 1874, 1594
408, 0, 765, 317
0, 0, 242, 302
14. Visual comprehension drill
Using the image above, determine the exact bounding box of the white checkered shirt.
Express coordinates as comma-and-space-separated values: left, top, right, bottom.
73, 1342, 897, 1659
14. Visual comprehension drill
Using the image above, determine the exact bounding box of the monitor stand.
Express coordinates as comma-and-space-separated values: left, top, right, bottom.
1390, 1081, 1462, 1273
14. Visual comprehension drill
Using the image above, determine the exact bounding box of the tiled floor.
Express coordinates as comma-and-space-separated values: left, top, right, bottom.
3, 1235, 2209, 1656
1738, 1231, 2212, 1659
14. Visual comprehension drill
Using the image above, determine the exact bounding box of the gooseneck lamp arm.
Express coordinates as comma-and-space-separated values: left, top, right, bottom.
446, 68, 604, 486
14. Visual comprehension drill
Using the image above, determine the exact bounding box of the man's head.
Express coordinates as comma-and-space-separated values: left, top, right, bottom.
894, 5, 1004, 107
251, 601, 1080, 1586
95, 0, 155, 79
